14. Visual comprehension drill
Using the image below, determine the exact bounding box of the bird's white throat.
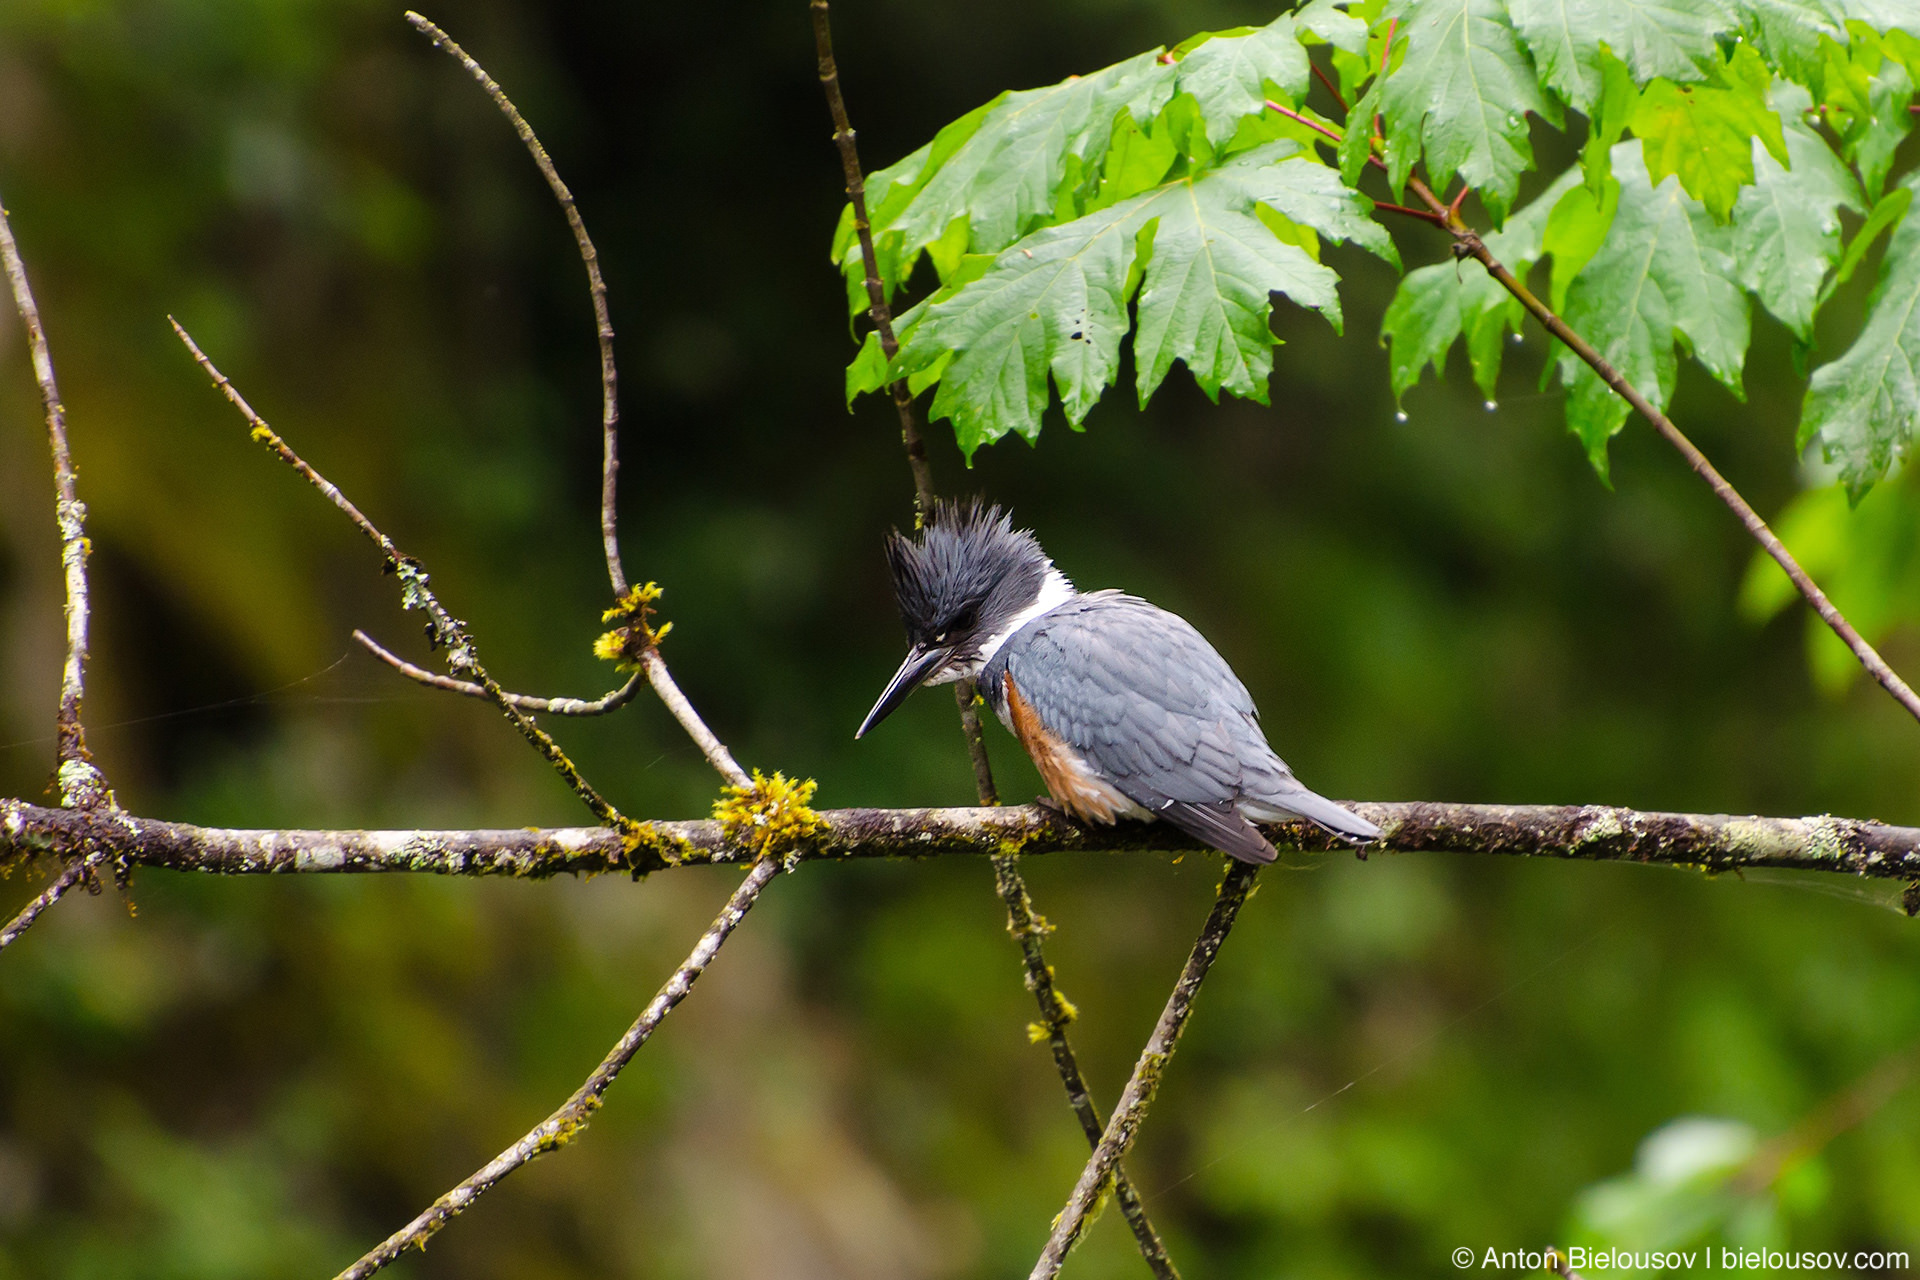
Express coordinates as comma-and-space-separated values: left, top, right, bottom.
930, 565, 1076, 685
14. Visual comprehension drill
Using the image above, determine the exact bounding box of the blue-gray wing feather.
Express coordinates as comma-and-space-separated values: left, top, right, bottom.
990, 592, 1280, 801
982, 591, 1378, 854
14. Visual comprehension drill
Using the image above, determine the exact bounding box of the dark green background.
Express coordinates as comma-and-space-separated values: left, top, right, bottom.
2, 2, 1917, 1276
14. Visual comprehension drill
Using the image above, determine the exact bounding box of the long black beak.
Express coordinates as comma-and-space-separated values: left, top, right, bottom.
856, 643, 953, 739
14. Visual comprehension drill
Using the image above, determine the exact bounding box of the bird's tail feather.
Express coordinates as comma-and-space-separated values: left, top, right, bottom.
1244, 787, 1380, 844
1157, 800, 1278, 865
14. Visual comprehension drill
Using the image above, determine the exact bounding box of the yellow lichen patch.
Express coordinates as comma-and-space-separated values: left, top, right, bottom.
619, 819, 695, 871
594, 582, 672, 671
713, 770, 828, 861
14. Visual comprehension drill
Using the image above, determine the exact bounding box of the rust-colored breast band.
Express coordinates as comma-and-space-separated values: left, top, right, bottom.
1004, 672, 1133, 824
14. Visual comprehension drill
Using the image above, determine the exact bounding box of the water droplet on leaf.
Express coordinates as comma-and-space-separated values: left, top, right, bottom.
1394, 410, 1409, 423
1484, 399, 1498, 412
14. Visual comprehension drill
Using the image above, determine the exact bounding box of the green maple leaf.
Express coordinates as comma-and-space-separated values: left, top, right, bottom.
1175, 17, 1317, 147
1843, 1, 1920, 36
1380, 0, 1559, 222
1506, 0, 1600, 110
1579, 48, 1638, 193
1338, 71, 1387, 187
832, 4, 1379, 316
1800, 172, 1920, 497
1509, 0, 1730, 113
890, 142, 1391, 456
1544, 174, 1620, 312
1739, 0, 1852, 85
831, 51, 1177, 309
1379, 261, 1520, 405
1586, 0, 1734, 85
1165, 5, 1370, 150
1822, 25, 1917, 197
1294, 0, 1372, 54
1730, 80, 1866, 342
1554, 144, 1748, 474
1828, 184, 1913, 299
1380, 166, 1579, 402
1629, 45, 1787, 223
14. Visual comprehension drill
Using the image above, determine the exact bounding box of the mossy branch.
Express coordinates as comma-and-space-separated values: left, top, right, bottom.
6, 797, 1918, 889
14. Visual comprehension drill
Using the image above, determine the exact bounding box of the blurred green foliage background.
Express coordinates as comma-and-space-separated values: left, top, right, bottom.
2, 1, 1919, 1276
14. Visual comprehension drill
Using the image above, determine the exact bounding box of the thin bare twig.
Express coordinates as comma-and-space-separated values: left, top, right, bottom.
1031, 861, 1260, 1279
405, 11, 627, 598
1265, 98, 1344, 145
811, 6, 1178, 1269
1396, 174, 1920, 729
638, 648, 749, 785
1734, 1040, 1920, 1195
353, 629, 644, 716
0, 852, 102, 953
169, 319, 631, 829
0, 198, 105, 805
1310, 60, 1346, 113
811, 0, 936, 521
1266, 86, 1920, 730
1372, 199, 1447, 225
393, 17, 748, 790
332, 854, 781, 1280
953, 679, 1001, 805
811, 1, 994, 806
994, 855, 1181, 1278
1261, 98, 1436, 226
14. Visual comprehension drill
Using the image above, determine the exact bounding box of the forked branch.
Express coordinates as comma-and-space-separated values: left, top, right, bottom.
994, 855, 1180, 1277
0, 852, 104, 953
1030, 861, 1260, 1279
0, 193, 111, 955
169, 320, 632, 829
354, 629, 644, 716
393, 13, 749, 789
315, 21, 763, 1273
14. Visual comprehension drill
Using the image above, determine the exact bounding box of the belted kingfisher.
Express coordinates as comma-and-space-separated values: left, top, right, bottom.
856, 501, 1380, 863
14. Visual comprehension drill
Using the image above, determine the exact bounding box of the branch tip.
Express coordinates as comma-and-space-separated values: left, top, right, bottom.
407, 11, 627, 599
332, 856, 780, 1279
0, 195, 97, 778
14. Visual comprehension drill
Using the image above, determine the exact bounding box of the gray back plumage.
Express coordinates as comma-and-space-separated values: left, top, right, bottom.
981, 591, 1379, 859
981, 592, 1291, 827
